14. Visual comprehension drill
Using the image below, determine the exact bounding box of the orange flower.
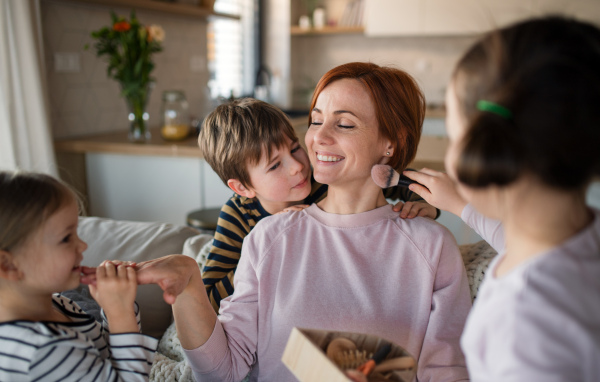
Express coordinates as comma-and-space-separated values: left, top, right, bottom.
113, 21, 131, 32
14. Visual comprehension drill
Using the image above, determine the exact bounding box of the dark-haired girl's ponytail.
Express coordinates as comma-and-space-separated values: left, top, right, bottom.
456, 110, 523, 188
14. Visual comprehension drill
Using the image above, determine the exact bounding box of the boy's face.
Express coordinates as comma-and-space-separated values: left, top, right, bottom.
244, 136, 312, 214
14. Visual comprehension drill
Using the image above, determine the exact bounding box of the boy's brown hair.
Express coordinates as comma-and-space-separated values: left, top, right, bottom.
198, 98, 298, 188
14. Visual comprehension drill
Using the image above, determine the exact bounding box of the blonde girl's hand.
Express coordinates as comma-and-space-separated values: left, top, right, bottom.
392, 201, 438, 219
80, 261, 136, 286
275, 204, 310, 215
402, 168, 467, 217
89, 262, 138, 333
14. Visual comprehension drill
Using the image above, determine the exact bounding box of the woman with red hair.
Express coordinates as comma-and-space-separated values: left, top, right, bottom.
136, 62, 471, 382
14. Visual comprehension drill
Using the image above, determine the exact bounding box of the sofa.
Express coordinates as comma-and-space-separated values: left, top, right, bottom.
73, 216, 498, 381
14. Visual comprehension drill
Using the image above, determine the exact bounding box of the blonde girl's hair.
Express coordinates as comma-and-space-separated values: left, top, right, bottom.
0, 171, 81, 252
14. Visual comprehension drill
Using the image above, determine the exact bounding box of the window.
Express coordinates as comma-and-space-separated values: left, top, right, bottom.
208, 0, 257, 99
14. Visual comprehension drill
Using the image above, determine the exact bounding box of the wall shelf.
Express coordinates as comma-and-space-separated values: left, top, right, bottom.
291, 25, 364, 36
48, 0, 240, 20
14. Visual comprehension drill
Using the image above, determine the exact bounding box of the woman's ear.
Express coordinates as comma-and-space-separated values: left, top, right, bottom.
227, 179, 256, 198
0, 250, 23, 281
378, 141, 394, 165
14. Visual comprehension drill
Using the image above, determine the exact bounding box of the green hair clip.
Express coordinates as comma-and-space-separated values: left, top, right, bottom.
477, 100, 513, 119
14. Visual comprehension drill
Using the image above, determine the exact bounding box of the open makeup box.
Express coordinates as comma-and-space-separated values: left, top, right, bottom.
282, 327, 416, 382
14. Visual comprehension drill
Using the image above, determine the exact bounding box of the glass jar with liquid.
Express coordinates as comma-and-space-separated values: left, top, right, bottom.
160, 90, 190, 141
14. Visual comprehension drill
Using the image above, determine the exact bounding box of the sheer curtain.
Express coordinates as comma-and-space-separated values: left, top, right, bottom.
0, 0, 56, 175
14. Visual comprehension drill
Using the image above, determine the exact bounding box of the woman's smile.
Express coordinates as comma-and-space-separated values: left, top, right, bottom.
316, 151, 344, 163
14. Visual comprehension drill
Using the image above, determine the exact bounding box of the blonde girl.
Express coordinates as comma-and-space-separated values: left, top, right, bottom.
0, 171, 157, 381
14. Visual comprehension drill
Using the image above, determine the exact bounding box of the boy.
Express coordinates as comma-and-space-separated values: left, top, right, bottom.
198, 98, 437, 312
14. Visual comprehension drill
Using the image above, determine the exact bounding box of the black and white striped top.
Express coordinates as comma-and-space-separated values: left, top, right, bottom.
0, 294, 157, 381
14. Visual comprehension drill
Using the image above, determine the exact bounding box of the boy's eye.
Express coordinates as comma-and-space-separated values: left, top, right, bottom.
291, 146, 300, 153
61, 234, 71, 243
268, 162, 280, 172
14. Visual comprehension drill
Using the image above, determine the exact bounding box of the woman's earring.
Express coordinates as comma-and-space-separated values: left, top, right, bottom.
386, 152, 391, 156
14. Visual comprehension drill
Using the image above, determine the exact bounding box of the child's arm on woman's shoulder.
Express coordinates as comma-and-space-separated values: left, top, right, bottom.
89, 261, 138, 333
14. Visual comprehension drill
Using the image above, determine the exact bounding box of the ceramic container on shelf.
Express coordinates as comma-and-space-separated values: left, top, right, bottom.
160, 90, 190, 141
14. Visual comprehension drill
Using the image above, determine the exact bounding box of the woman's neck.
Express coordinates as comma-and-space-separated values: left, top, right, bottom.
318, 182, 388, 214
496, 181, 592, 277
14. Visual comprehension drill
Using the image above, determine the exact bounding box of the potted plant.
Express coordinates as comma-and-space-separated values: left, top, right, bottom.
88, 11, 164, 142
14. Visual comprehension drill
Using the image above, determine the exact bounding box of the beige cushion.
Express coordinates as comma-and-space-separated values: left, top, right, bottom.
77, 217, 204, 339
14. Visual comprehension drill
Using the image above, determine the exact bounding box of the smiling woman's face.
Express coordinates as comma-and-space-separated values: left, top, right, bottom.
305, 78, 392, 188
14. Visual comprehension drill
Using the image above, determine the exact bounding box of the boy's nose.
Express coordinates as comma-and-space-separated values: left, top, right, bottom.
289, 156, 304, 174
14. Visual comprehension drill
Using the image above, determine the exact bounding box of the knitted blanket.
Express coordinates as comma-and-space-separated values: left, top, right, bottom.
149, 239, 497, 381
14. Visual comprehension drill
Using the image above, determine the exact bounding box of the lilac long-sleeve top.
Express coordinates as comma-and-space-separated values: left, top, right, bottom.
185, 203, 472, 381
461, 204, 600, 381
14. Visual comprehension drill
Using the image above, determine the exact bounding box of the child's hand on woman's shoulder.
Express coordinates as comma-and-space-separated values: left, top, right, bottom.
89, 261, 139, 333
393, 200, 437, 219
276, 204, 310, 215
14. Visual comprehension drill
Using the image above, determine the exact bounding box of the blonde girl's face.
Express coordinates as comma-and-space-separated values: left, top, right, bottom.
13, 199, 87, 295
445, 81, 504, 219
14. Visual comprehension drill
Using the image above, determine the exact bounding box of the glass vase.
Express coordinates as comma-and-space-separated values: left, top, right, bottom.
125, 87, 152, 143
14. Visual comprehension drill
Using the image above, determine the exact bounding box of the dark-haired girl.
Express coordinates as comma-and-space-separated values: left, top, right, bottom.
405, 16, 600, 381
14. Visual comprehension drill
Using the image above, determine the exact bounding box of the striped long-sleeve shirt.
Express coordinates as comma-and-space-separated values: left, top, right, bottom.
201, 178, 431, 311
0, 294, 157, 381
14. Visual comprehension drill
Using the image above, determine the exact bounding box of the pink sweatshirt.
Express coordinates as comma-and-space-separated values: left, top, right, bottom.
461, 204, 600, 381
185, 204, 471, 381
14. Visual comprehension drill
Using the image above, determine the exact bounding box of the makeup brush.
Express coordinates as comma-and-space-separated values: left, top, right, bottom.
371, 164, 423, 189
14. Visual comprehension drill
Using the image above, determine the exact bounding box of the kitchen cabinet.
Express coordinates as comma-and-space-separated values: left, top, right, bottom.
364, 0, 600, 36
54, 127, 233, 225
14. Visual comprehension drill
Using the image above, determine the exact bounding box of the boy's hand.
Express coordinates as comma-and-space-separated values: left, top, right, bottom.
392, 201, 437, 219
135, 255, 200, 305
402, 168, 467, 217
89, 262, 138, 333
276, 204, 310, 214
